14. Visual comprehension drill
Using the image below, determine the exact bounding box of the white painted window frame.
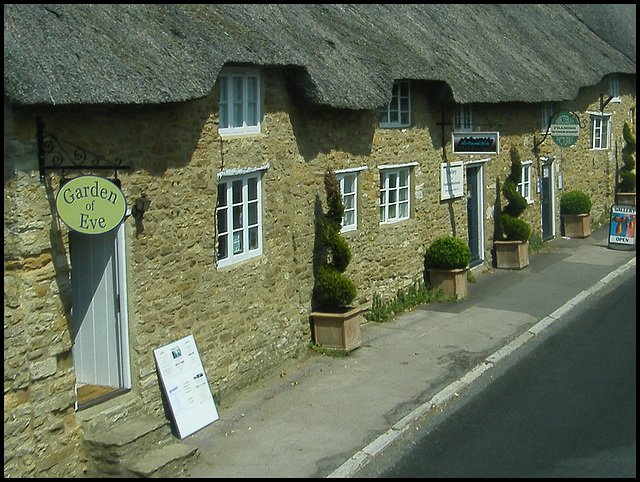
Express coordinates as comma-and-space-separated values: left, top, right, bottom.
216, 168, 266, 267
378, 163, 416, 224
518, 160, 534, 204
218, 67, 261, 136
336, 167, 367, 233
608, 74, 621, 103
541, 102, 555, 133
454, 104, 473, 132
379, 80, 411, 128
587, 112, 612, 150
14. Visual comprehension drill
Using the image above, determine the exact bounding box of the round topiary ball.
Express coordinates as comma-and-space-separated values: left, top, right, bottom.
560, 190, 592, 215
424, 236, 471, 270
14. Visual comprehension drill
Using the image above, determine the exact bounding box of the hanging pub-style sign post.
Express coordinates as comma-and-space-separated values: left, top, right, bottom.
55, 175, 127, 235
549, 110, 580, 148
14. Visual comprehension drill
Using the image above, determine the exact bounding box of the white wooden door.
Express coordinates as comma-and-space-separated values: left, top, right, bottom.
70, 223, 130, 391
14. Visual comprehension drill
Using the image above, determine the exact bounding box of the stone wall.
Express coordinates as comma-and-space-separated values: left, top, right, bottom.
4, 70, 635, 477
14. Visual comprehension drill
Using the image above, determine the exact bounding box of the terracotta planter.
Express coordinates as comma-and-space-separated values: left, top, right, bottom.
562, 213, 591, 238
494, 240, 529, 269
310, 306, 363, 352
428, 267, 468, 299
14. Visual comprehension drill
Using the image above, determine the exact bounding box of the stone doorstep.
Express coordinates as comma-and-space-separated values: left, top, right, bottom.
128, 443, 199, 478
85, 416, 190, 476
84, 416, 168, 448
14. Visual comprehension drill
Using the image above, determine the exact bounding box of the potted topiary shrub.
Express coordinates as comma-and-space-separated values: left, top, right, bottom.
560, 190, 592, 238
617, 121, 636, 206
424, 236, 471, 299
310, 169, 362, 352
494, 146, 531, 269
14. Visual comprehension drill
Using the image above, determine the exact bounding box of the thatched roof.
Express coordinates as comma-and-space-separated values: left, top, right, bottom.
4, 4, 636, 109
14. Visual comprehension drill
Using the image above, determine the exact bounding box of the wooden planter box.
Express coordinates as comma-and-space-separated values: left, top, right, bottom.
494, 240, 529, 269
562, 213, 591, 238
310, 306, 363, 352
428, 267, 468, 299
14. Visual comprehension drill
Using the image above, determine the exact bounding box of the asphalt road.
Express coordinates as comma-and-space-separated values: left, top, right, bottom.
356, 268, 636, 478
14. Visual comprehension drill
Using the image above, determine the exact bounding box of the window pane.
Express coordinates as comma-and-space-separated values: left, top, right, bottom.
232, 77, 243, 102
399, 169, 408, 186
399, 202, 408, 218
343, 175, 355, 194
232, 180, 243, 204
344, 211, 354, 227
233, 231, 243, 255
232, 77, 243, 127
248, 227, 258, 250
379, 108, 389, 124
248, 202, 257, 225
247, 77, 257, 102
248, 177, 258, 200
388, 204, 396, 219
220, 103, 229, 129
233, 205, 243, 230
218, 234, 228, 260
344, 193, 354, 210
218, 182, 227, 207
217, 208, 228, 233
219, 78, 229, 128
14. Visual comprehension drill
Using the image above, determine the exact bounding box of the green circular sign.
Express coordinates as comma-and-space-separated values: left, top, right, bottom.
550, 110, 580, 147
56, 175, 127, 234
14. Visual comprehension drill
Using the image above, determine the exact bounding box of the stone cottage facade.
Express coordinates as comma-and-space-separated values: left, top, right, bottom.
4, 4, 636, 477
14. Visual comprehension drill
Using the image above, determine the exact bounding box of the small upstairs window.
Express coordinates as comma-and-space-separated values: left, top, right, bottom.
218, 68, 261, 136
379, 81, 411, 128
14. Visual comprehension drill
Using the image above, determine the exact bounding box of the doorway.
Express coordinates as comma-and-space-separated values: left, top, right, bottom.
466, 162, 486, 267
540, 158, 555, 241
70, 222, 130, 408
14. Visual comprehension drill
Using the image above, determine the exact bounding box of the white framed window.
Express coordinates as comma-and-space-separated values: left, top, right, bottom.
541, 102, 555, 133
216, 171, 263, 267
454, 104, 473, 132
379, 80, 411, 128
518, 161, 533, 203
379, 164, 414, 224
336, 171, 358, 233
589, 113, 611, 150
218, 68, 261, 136
608, 74, 621, 103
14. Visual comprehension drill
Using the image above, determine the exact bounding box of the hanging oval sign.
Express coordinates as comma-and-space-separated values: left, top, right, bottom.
55, 175, 127, 235
550, 110, 580, 148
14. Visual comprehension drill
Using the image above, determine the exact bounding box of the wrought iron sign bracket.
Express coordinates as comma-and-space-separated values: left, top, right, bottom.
37, 116, 131, 183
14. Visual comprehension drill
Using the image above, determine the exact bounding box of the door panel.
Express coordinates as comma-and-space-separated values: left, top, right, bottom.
70, 227, 124, 389
541, 162, 555, 240
466, 165, 484, 267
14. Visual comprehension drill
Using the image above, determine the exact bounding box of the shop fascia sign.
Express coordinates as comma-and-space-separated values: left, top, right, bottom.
56, 175, 127, 234
452, 132, 499, 154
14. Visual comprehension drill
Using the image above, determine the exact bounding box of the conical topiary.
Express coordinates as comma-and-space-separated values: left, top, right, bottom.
619, 121, 636, 193
312, 169, 356, 312
500, 146, 531, 241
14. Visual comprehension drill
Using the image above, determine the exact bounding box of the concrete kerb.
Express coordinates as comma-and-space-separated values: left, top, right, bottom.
327, 257, 635, 478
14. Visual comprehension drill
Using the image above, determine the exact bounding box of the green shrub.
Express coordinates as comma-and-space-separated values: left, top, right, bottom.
313, 265, 356, 312
500, 147, 531, 241
424, 236, 471, 270
619, 121, 636, 193
560, 190, 592, 215
312, 169, 357, 312
500, 214, 532, 241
